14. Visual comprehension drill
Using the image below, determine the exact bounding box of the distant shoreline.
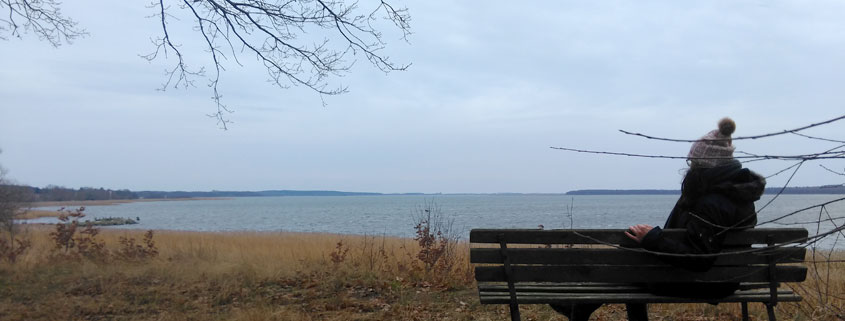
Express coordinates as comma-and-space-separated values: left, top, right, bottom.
21, 197, 226, 219
32, 197, 228, 207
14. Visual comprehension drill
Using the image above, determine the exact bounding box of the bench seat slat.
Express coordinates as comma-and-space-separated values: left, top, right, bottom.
477, 282, 775, 293
479, 284, 648, 293
470, 228, 808, 246
475, 265, 807, 283
470, 247, 805, 265
478, 290, 802, 304
478, 284, 793, 295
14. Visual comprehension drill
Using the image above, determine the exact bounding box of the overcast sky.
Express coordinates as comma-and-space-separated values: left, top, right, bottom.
1, 1, 843, 193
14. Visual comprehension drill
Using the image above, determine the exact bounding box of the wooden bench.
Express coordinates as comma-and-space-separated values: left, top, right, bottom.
470, 228, 808, 321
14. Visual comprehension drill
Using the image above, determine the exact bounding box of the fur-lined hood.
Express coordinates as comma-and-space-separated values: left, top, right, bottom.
704, 160, 766, 203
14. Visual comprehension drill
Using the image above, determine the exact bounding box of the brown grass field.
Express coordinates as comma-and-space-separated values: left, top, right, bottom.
0, 224, 842, 321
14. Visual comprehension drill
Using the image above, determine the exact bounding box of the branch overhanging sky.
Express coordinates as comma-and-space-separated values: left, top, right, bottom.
1, 1, 843, 193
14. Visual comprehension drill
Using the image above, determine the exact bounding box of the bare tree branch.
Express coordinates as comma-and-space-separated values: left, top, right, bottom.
618, 114, 845, 143
4, 1, 411, 129
141, 0, 411, 128
549, 146, 845, 162
0, 0, 86, 46
820, 164, 845, 177
791, 132, 845, 144
551, 117, 845, 169
553, 116, 845, 269
755, 160, 804, 215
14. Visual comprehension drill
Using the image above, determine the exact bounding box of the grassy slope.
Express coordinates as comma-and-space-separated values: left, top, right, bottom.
0, 226, 842, 320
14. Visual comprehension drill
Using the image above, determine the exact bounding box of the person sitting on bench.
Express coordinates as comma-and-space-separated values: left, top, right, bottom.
551, 117, 767, 321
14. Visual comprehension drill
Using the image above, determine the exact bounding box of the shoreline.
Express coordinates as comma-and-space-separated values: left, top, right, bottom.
32, 197, 228, 207
19, 197, 227, 219
18, 223, 415, 240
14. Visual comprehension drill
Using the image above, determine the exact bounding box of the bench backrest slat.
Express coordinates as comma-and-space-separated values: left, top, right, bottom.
470, 247, 805, 265
469, 228, 808, 246
474, 265, 807, 283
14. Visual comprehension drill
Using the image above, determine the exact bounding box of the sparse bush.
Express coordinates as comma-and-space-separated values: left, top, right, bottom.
116, 230, 159, 261
49, 207, 108, 260
0, 237, 30, 263
75, 222, 108, 260
49, 207, 157, 262
412, 201, 458, 273
330, 240, 349, 264
359, 234, 391, 274
404, 201, 468, 288
0, 162, 34, 263
49, 207, 85, 253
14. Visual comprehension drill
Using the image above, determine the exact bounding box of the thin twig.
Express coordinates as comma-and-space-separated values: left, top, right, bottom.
618, 114, 845, 143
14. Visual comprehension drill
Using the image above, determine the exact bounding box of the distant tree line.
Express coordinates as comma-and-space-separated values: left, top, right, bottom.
27, 186, 139, 202
136, 190, 382, 199
0, 185, 385, 202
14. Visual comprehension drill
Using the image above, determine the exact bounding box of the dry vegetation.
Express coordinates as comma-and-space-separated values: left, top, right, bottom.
16, 209, 58, 220
0, 218, 843, 320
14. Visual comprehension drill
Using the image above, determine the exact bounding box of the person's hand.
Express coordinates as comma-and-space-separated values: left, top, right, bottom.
625, 224, 654, 243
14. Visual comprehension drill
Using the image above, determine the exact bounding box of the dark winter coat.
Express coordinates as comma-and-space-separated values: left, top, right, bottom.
639, 160, 766, 297
641, 160, 766, 269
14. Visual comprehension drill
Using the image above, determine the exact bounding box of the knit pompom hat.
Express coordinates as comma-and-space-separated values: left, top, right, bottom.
687, 117, 736, 168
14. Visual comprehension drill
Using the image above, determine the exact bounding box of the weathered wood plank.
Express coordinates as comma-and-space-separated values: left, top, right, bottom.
478, 284, 648, 293
477, 282, 778, 293
470, 247, 805, 265
474, 265, 807, 283
479, 289, 796, 297
477, 282, 775, 292
478, 290, 802, 304
469, 228, 809, 246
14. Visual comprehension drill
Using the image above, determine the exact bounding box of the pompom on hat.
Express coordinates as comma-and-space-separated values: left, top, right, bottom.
687, 117, 737, 168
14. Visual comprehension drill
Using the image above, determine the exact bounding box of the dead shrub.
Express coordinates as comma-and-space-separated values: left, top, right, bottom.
116, 230, 159, 261
330, 240, 349, 264
49, 207, 158, 262
405, 201, 464, 288
0, 236, 30, 263
49, 207, 107, 260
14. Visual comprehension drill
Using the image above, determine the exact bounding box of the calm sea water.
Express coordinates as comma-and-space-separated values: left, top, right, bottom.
24, 194, 845, 248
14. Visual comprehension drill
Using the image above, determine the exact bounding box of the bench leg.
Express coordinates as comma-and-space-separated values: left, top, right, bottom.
626, 303, 648, 321
766, 303, 777, 321
508, 302, 521, 321
741, 302, 749, 321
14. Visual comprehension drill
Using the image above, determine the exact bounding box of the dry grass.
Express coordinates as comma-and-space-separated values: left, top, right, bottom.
1, 225, 842, 321
0, 226, 482, 321
16, 209, 59, 219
